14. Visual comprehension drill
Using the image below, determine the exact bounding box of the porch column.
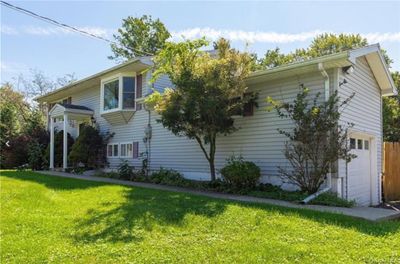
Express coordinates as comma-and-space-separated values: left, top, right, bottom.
49, 117, 54, 170
63, 113, 68, 170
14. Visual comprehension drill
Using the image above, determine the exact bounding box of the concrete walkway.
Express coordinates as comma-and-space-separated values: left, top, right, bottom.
38, 171, 400, 222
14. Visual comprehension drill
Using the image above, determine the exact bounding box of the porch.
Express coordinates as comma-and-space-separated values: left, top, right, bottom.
48, 103, 94, 170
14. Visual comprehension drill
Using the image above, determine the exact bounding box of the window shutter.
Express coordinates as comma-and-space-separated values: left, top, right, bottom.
137, 74, 143, 98
133, 142, 139, 159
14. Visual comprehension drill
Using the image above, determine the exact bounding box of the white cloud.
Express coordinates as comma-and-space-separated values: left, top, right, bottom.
0, 25, 19, 35
171, 28, 400, 44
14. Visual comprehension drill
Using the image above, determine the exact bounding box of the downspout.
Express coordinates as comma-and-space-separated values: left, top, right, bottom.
302, 63, 331, 204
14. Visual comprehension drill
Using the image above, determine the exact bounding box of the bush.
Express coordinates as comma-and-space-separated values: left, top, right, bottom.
310, 192, 355, 208
1, 135, 30, 169
69, 125, 111, 168
118, 160, 134, 180
150, 168, 185, 186
45, 130, 74, 168
27, 140, 46, 170
220, 155, 261, 190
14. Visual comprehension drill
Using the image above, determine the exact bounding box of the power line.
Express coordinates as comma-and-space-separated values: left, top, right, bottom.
0, 0, 154, 56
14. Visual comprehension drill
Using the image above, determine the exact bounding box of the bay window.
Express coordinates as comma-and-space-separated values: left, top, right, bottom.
101, 74, 136, 113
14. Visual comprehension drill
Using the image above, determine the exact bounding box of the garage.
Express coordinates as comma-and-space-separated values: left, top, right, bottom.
347, 135, 373, 206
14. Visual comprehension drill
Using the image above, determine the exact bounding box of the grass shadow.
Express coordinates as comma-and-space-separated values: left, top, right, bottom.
73, 187, 226, 243
0, 170, 108, 191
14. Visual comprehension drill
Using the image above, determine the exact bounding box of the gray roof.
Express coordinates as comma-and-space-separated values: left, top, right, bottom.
61, 104, 93, 111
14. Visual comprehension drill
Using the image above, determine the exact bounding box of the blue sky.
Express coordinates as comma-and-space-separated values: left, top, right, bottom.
1, 1, 400, 87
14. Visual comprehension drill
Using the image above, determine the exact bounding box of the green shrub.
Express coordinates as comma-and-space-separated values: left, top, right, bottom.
118, 160, 134, 180
310, 192, 355, 208
69, 125, 112, 168
150, 168, 185, 186
27, 140, 46, 170
220, 155, 261, 190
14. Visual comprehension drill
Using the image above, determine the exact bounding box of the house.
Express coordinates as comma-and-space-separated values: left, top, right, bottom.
36, 44, 396, 206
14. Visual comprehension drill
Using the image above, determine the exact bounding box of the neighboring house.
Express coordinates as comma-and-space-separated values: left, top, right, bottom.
36, 44, 396, 206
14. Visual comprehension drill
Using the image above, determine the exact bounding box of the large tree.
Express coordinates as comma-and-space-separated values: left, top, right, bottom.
109, 15, 171, 61
148, 38, 253, 181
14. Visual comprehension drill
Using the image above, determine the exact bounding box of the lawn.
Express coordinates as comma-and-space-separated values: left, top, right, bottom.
1, 171, 399, 263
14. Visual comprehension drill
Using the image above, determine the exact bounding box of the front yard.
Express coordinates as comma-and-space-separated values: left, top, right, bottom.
1, 171, 399, 263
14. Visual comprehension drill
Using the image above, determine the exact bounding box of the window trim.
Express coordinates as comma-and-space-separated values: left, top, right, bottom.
119, 142, 133, 158
107, 143, 119, 158
100, 73, 137, 114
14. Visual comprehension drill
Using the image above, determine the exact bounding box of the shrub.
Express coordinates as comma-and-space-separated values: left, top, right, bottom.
27, 140, 46, 170
150, 168, 185, 185
69, 125, 112, 168
220, 155, 261, 191
1, 134, 30, 169
45, 130, 74, 168
118, 160, 134, 180
310, 192, 355, 208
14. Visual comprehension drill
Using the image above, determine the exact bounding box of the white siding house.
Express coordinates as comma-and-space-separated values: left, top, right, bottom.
37, 44, 396, 206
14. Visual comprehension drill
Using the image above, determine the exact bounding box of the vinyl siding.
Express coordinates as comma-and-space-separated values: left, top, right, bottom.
337, 57, 382, 205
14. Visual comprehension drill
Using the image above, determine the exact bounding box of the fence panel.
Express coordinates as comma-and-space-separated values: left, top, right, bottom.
383, 142, 400, 201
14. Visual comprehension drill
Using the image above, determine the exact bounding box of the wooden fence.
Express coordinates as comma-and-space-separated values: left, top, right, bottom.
383, 142, 400, 201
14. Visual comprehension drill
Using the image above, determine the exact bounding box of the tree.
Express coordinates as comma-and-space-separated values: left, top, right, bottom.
148, 38, 253, 181
267, 87, 356, 193
383, 71, 400, 142
259, 33, 392, 68
109, 15, 171, 62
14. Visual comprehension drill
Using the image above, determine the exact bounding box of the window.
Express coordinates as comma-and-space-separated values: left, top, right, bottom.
350, 138, 356, 149
364, 140, 369, 150
107, 144, 119, 157
357, 139, 363, 150
103, 79, 119, 111
120, 143, 133, 157
123, 77, 135, 109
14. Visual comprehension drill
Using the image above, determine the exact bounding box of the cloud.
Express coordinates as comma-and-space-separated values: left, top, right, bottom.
171, 28, 400, 44
1, 25, 110, 38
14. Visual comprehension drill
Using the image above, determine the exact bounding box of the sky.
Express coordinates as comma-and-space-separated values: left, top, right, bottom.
1, 0, 400, 88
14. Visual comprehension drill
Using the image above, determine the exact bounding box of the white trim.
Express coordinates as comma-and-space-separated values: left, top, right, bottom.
100, 73, 137, 115
107, 143, 120, 158
119, 142, 133, 158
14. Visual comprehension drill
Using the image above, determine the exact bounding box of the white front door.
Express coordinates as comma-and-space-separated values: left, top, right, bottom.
348, 136, 372, 206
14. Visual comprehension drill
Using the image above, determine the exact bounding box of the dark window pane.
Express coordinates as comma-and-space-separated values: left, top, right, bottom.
113, 144, 118, 156
107, 145, 113, 157
357, 139, 363, 150
123, 77, 135, 109
123, 77, 135, 93
104, 80, 119, 110
350, 138, 356, 149
364, 140, 369, 150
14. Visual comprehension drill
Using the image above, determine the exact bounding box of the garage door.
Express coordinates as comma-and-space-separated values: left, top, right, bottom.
348, 136, 372, 206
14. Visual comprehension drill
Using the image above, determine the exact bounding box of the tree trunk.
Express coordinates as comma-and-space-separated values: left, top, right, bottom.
209, 158, 216, 181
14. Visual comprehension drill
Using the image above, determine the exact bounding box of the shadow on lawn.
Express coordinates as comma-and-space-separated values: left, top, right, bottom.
0, 170, 107, 190
2, 171, 399, 240
73, 188, 226, 243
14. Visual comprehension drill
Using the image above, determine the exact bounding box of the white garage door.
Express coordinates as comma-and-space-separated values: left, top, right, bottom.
348, 136, 372, 206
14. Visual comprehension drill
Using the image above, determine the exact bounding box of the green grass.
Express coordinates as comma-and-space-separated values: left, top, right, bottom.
1, 171, 399, 263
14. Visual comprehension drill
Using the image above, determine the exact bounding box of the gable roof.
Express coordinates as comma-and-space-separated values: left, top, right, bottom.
36, 44, 397, 103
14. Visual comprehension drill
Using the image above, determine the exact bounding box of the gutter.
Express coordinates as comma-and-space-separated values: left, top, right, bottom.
302, 62, 332, 204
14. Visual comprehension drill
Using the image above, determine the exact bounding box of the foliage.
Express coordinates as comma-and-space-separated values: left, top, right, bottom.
2, 171, 400, 263
151, 38, 253, 180
310, 192, 356, 208
118, 160, 135, 180
150, 167, 186, 185
0, 83, 30, 146
109, 15, 170, 61
1, 135, 30, 169
220, 155, 261, 190
267, 87, 356, 193
27, 140, 46, 170
68, 125, 112, 168
383, 71, 400, 142
258, 33, 392, 68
